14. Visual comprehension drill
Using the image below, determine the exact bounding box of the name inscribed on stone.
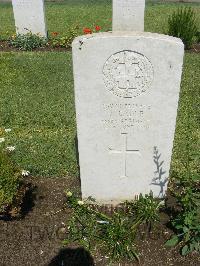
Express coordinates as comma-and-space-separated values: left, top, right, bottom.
102, 103, 151, 131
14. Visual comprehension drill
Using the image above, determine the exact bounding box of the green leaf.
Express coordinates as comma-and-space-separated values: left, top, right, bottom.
182, 245, 189, 255
183, 226, 189, 233
191, 174, 200, 181
165, 235, 179, 247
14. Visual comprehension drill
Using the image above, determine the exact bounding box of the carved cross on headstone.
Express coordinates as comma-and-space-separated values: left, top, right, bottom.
109, 133, 142, 178
112, 0, 145, 32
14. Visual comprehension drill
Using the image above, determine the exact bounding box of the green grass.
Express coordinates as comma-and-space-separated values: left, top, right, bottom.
0, 1, 199, 177
0, 52, 78, 177
171, 53, 200, 179
0, 1, 200, 39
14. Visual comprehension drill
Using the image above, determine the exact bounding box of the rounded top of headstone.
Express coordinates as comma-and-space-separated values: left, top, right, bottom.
72, 32, 184, 47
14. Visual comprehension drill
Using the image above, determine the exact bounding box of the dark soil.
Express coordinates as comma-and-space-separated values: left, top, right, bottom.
0, 40, 200, 53
0, 177, 200, 266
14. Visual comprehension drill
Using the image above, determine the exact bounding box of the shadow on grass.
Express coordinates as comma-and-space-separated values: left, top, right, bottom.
48, 247, 95, 266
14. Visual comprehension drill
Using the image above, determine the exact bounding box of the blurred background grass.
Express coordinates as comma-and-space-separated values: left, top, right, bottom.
0, 0, 200, 39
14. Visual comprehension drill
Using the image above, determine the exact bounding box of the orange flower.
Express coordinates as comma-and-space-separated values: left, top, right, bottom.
95, 25, 101, 32
51, 32, 59, 37
83, 28, 92, 34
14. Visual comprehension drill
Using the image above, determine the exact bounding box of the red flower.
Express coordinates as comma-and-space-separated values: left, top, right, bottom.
51, 32, 59, 37
95, 25, 101, 32
83, 28, 92, 34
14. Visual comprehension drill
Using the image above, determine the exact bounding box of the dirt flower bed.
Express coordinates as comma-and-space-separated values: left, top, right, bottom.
0, 40, 200, 53
0, 176, 199, 266
0, 40, 69, 52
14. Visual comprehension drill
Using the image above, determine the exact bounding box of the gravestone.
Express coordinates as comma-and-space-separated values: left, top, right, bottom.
12, 0, 47, 37
73, 0, 184, 204
113, 0, 145, 31
73, 32, 184, 204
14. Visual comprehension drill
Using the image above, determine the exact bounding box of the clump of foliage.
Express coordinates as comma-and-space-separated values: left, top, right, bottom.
168, 7, 198, 49
125, 192, 162, 231
166, 172, 200, 255
0, 150, 22, 213
9, 32, 47, 51
50, 26, 78, 49
64, 191, 162, 263
0, 129, 26, 216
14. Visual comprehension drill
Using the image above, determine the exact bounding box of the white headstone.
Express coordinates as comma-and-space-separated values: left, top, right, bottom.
113, 0, 145, 32
73, 32, 184, 205
12, 0, 47, 37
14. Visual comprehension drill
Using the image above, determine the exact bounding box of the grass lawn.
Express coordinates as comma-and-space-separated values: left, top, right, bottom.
0, 52, 78, 177
0, 0, 200, 38
0, 1, 199, 178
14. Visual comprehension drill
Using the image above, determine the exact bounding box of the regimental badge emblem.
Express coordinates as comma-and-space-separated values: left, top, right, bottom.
103, 50, 154, 98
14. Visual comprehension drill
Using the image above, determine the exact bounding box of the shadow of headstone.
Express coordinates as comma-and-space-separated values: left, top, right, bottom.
48, 247, 95, 266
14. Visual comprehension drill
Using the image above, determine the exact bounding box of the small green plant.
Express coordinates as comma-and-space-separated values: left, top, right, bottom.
50, 27, 78, 49
0, 128, 30, 217
126, 192, 163, 231
168, 7, 198, 49
166, 175, 200, 255
100, 212, 139, 262
64, 191, 161, 263
9, 32, 47, 51
0, 150, 21, 211
0, 129, 22, 213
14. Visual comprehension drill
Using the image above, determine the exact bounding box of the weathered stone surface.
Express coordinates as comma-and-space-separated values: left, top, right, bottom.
72, 32, 184, 204
12, 0, 46, 37
113, 0, 145, 31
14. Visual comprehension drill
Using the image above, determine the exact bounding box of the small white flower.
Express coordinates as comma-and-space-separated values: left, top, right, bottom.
6, 146, 16, 152
0, 138, 5, 143
77, 200, 84, 206
97, 220, 109, 224
22, 170, 30, 176
66, 191, 72, 197
5, 128, 11, 133
40, 250, 44, 255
